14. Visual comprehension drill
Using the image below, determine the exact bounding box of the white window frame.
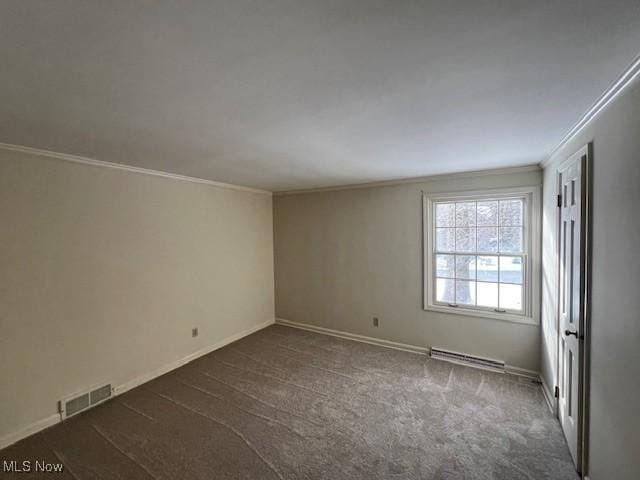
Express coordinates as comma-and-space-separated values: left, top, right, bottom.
423, 186, 541, 325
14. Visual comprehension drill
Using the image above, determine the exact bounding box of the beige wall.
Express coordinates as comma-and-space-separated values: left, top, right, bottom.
541, 78, 640, 480
0, 149, 274, 442
274, 169, 542, 371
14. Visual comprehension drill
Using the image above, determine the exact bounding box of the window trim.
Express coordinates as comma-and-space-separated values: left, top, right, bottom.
423, 186, 541, 325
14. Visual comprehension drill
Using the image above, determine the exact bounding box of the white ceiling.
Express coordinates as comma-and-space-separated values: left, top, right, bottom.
1, 1, 639, 191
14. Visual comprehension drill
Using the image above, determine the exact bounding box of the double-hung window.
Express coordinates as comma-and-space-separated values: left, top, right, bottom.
423, 187, 540, 324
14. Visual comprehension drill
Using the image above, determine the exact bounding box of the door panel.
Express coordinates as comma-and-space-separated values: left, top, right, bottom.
558, 150, 586, 471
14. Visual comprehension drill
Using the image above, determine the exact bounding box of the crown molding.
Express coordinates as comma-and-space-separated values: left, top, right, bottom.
274, 164, 541, 196
0, 142, 272, 195
541, 53, 640, 168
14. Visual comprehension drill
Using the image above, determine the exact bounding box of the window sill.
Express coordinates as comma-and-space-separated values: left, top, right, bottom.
424, 304, 539, 325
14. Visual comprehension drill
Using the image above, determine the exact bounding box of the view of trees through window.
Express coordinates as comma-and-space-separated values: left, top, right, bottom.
433, 198, 525, 312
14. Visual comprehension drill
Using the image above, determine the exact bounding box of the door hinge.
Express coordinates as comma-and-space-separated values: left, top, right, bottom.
557, 194, 562, 208
554, 386, 559, 398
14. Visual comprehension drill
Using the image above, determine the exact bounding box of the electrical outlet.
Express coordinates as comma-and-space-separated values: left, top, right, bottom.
373, 317, 379, 327
192, 328, 198, 337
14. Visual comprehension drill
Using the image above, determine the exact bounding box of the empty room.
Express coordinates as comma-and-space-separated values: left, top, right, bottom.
1, 1, 639, 479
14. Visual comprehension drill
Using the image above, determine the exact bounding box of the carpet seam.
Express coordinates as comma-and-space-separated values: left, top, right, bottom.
90, 424, 158, 480
151, 391, 285, 480
179, 380, 307, 439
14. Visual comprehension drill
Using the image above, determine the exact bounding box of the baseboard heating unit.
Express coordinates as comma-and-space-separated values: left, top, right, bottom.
430, 347, 505, 372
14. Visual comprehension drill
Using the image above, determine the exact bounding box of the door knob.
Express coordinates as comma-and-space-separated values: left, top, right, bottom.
564, 329, 578, 337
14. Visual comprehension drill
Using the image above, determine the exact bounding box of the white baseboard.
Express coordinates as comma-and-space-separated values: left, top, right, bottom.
276, 318, 541, 381
540, 376, 557, 415
0, 318, 274, 451
275, 318, 429, 355
505, 365, 541, 381
114, 318, 274, 396
0, 414, 60, 452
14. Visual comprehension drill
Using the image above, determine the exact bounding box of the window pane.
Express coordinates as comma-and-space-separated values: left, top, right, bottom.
455, 228, 475, 252
455, 280, 476, 305
436, 278, 455, 303
477, 201, 498, 226
499, 199, 523, 226
455, 255, 476, 280
499, 256, 523, 284
476, 256, 499, 282
436, 228, 455, 252
477, 227, 498, 252
455, 202, 476, 227
431, 194, 529, 317
436, 203, 455, 227
500, 283, 522, 310
436, 254, 455, 278
477, 282, 498, 308
499, 226, 523, 253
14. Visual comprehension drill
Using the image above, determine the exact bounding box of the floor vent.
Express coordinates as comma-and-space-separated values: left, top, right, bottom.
59, 384, 113, 419
430, 347, 505, 372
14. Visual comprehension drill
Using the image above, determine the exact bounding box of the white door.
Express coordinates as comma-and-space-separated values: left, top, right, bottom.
557, 147, 587, 471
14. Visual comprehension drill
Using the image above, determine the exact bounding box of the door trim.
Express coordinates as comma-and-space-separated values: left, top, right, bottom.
555, 143, 592, 477
581, 144, 593, 478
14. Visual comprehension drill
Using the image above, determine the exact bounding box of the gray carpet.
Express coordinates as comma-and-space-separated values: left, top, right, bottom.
1, 324, 578, 479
